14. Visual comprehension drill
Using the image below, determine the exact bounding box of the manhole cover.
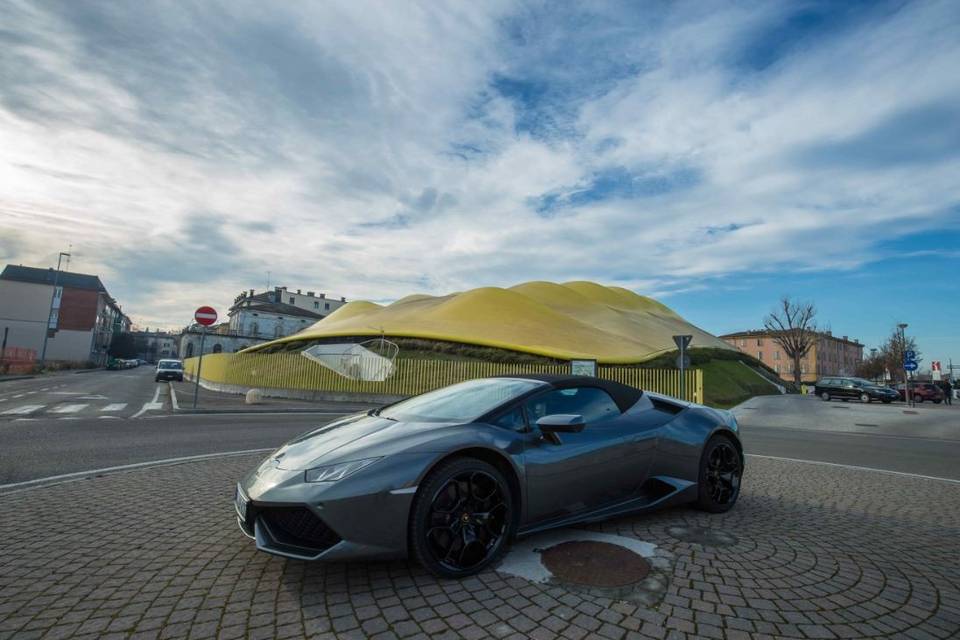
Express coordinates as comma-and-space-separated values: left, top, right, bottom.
540, 541, 650, 588
667, 526, 738, 547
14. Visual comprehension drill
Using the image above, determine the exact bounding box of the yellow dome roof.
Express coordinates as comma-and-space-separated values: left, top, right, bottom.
248, 281, 731, 363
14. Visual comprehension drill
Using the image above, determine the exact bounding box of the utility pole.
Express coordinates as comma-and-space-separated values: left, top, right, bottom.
38, 251, 71, 369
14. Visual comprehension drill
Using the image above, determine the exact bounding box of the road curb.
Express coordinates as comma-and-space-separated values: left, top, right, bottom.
0, 375, 36, 383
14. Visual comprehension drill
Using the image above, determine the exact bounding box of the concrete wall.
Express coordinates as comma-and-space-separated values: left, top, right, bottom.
0, 279, 51, 353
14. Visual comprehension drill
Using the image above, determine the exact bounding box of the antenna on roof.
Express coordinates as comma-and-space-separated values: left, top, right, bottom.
64, 244, 72, 271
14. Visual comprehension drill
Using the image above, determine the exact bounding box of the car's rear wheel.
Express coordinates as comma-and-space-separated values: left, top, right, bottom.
916, 396, 924, 403
410, 458, 515, 578
860, 392, 870, 403
695, 436, 742, 513
820, 391, 830, 401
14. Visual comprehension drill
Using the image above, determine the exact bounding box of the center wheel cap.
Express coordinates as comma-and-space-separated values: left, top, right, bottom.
461, 513, 470, 523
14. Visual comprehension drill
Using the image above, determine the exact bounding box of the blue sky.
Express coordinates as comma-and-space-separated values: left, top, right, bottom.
0, 0, 957, 366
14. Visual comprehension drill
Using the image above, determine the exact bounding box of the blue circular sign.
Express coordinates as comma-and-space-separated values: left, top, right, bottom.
904, 360, 919, 372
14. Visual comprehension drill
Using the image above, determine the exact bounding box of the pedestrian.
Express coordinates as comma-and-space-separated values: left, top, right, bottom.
941, 378, 953, 405
939, 379, 952, 405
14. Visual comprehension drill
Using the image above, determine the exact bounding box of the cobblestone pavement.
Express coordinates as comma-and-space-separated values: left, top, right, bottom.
1, 456, 958, 640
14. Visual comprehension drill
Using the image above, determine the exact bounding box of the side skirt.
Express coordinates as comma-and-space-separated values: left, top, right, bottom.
516, 476, 698, 538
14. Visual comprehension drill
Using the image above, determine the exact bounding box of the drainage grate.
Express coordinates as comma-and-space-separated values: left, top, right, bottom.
540, 541, 650, 588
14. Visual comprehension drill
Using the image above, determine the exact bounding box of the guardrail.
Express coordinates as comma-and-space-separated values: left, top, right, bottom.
183, 353, 704, 403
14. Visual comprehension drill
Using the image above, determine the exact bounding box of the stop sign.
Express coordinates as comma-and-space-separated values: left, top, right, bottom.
194, 306, 218, 326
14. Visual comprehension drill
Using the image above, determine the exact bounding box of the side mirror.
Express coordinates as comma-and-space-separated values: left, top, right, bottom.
536, 414, 585, 444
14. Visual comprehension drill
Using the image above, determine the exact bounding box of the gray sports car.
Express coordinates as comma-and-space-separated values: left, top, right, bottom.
235, 374, 743, 578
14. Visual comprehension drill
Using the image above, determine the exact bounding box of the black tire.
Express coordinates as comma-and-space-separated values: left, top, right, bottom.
860, 393, 870, 403
934, 399, 942, 404
916, 396, 924, 403
820, 391, 830, 401
154, 377, 160, 382
882, 399, 892, 404
695, 435, 742, 513
409, 457, 515, 578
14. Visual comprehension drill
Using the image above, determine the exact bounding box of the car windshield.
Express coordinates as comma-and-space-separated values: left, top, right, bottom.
159, 361, 183, 370
379, 378, 545, 423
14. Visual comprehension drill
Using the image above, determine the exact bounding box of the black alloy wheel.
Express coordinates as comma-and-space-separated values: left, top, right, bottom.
860, 392, 870, 403
410, 458, 514, 578
696, 436, 742, 513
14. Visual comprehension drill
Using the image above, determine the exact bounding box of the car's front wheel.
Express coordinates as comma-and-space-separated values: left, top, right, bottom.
820, 391, 830, 401
409, 458, 515, 578
696, 435, 742, 513
860, 392, 870, 403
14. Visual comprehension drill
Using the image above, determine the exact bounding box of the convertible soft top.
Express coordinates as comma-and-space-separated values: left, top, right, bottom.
498, 374, 643, 413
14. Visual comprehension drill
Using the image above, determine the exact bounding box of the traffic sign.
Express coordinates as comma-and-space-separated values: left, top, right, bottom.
194, 306, 218, 326
904, 360, 918, 372
673, 335, 693, 351
675, 354, 691, 369
904, 350, 916, 360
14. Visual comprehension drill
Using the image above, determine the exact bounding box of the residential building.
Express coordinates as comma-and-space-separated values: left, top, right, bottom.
0, 264, 130, 366
227, 286, 340, 339
129, 329, 179, 362
720, 329, 863, 383
178, 326, 263, 359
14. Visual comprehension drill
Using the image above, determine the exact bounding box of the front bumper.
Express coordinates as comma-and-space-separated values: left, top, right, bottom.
234, 454, 428, 562
156, 372, 183, 380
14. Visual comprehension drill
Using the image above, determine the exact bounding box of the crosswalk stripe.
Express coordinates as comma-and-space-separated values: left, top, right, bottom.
2, 404, 44, 415
100, 403, 128, 412
49, 404, 88, 414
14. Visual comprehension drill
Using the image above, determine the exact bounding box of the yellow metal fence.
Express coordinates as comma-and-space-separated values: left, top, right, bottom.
184, 353, 703, 403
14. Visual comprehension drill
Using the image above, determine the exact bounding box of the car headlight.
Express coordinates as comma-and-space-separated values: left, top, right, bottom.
304, 458, 381, 483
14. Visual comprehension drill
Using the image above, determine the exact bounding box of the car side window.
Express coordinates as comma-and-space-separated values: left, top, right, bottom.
492, 407, 527, 432
524, 387, 620, 425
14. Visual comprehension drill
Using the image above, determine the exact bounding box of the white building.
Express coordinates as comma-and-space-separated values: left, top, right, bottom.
227, 286, 342, 339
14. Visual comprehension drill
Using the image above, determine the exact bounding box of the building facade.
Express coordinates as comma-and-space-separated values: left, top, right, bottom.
0, 265, 129, 366
129, 330, 179, 362
227, 286, 338, 339
721, 330, 863, 383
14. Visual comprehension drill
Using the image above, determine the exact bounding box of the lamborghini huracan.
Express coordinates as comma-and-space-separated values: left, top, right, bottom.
235, 374, 743, 578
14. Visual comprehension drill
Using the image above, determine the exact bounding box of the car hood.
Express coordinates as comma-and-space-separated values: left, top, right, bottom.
268, 412, 459, 470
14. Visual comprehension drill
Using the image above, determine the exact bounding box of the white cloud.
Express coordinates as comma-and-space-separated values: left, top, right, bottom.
0, 0, 958, 329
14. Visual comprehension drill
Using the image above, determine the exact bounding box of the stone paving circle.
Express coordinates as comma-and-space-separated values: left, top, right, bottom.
1, 455, 959, 640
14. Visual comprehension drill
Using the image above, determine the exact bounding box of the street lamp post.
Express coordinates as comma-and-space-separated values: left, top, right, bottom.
38, 251, 70, 369
897, 323, 911, 407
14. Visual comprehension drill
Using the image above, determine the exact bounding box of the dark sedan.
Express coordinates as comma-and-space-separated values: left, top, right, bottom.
815, 377, 899, 403
236, 374, 743, 578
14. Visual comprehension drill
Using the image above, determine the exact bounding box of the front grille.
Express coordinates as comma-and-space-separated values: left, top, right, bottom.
260, 507, 341, 552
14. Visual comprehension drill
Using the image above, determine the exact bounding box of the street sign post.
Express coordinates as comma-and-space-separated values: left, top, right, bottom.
192, 306, 218, 409
673, 335, 693, 401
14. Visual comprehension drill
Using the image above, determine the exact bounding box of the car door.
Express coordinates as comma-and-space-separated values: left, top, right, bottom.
520, 386, 642, 525
838, 378, 857, 399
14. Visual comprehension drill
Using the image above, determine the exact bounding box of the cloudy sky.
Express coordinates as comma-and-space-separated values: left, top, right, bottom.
1, 0, 958, 364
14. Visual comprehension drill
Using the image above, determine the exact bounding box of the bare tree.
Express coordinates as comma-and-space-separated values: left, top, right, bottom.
763, 297, 818, 385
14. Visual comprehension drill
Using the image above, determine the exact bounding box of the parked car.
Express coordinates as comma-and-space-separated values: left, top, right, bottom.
235, 375, 743, 578
155, 359, 184, 382
814, 377, 899, 403
894, 382, 944, 403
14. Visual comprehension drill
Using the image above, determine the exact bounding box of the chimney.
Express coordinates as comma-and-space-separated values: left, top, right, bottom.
296, 289, 301, 294
320, 293, 325, 299
842, 335, 848, 341
340, 296, 346, 302
306, 291, 314, 297
249, 289, 254, 296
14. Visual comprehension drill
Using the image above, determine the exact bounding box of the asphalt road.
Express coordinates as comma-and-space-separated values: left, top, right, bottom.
2, 376, 959, 485
0, 366, 169, 420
